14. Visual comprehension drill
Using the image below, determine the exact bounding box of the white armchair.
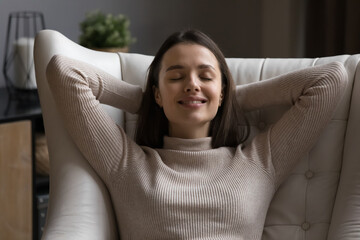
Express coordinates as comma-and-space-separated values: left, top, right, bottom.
34, 29, 360, 240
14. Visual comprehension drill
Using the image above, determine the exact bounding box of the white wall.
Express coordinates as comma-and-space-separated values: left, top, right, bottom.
0, 0, 305, 88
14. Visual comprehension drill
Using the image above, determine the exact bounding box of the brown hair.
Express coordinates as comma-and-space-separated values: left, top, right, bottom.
135, 29, 249, 148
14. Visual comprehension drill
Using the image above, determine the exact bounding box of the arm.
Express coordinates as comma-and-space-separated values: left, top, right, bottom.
47, 55, 143, 113
235, 64, 343, 112
237, 62, 348, 187
46, 55, 143, 181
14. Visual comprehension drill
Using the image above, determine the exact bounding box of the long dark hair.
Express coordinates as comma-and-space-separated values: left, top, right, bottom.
135, 29, 249, 148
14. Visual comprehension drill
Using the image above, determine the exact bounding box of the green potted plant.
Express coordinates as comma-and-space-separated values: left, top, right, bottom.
79, 10, 135, 52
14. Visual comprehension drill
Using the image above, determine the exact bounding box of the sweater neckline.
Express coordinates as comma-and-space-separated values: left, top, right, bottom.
163, 136, 212, 151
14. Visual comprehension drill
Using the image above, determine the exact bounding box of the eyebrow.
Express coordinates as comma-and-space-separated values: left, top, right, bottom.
165, 65, 184, 72
165, 64, 216, 72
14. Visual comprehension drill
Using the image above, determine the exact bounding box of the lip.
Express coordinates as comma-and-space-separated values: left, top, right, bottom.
178, 96, 207, 108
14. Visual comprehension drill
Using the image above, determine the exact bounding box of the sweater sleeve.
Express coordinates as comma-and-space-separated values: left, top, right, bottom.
46, 55, 143, 181
236, 62, 348, 187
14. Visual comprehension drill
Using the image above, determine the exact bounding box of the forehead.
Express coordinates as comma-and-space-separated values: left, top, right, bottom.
161, 43, 219, 70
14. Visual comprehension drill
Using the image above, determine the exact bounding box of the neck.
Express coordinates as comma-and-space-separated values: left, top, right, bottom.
169, 122, 210, 139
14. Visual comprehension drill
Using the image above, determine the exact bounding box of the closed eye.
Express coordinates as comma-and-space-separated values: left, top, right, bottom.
168, 73, 184, 80
170, 76, 183, 80
200, 70, 215, 81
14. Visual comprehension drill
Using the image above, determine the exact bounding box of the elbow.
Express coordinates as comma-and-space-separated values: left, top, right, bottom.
46, 54, 87, 91
46, 54, 65, 87
316, 61, 348, 98
329, 61, 348, 90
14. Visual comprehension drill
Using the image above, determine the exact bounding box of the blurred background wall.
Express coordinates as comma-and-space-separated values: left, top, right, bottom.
1, 0, 359, 88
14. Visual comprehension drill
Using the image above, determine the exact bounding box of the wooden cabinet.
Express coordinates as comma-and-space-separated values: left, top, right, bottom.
0, 87, 43, 240
0, 120, 32, 240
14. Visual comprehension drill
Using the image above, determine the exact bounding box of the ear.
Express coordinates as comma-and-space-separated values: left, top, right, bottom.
219, 92, 224, 107
153, 86, 163, 107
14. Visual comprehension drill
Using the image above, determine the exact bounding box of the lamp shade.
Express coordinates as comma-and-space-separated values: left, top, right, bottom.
3, 11, 45, 95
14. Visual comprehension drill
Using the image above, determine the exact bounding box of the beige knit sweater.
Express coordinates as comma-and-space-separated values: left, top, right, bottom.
46, 55, 347, 239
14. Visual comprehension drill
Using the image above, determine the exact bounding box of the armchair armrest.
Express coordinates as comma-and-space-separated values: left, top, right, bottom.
34, 30, 120, 240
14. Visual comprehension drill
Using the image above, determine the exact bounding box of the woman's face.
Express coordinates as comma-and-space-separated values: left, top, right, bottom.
154, 43, 223, 139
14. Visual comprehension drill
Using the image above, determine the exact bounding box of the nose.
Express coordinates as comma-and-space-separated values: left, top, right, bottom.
184, 75, 200, 92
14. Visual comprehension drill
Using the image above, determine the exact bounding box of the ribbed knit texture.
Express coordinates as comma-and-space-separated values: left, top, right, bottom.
46, 55, 348, 239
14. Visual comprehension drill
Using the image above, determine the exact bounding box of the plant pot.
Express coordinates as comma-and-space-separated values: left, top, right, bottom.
91, 47, 129, 53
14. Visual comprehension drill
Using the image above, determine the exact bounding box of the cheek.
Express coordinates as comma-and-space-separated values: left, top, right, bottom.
157, 85, 178, 111
159, 80, 182, 98
209, 82, 222, 102
158, 85, 171, 102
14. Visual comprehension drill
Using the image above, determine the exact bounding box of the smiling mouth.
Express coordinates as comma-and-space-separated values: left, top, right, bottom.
179, 100, 207, 104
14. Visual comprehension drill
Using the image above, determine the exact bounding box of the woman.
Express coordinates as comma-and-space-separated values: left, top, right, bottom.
46, 30, 347, 239
136, 30, 247, 149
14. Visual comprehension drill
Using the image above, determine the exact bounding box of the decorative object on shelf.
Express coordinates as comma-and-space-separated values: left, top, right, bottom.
79, 10, 135, 53
2, 11, 45, 98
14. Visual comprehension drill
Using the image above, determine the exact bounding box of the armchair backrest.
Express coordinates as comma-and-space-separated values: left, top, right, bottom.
34, 30, 360, 240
